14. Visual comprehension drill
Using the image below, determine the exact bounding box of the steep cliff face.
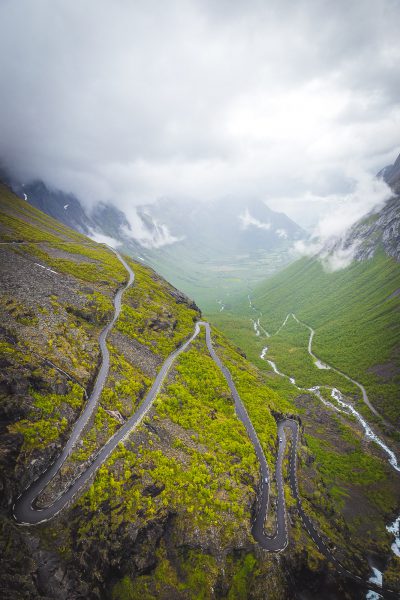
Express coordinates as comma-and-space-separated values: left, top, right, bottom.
378, 151, 400, 195
334, 195, 400, 262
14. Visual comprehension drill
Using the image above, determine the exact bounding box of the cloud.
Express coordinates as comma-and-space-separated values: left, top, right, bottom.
293, 173, 392, 270
322, 241, 362, 272
121, 217, 184, 249
239, 209, 271, 231
0, 0, 399, 225
88, 231, 121, 248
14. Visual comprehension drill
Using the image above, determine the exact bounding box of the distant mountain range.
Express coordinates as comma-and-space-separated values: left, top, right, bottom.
8, 179, 143, 254
4, 151, 398, 310
136, 196, 305, 308
138, 195, 304, 254
3, 176, 306, 309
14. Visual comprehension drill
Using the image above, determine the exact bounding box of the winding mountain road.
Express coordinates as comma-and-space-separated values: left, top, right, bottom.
202, 321, 289, 551
12, 253, 398, 597
13, 248, 135, 523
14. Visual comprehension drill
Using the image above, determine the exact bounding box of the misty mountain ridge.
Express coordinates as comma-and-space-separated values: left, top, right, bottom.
5, 151, 399, 307
378, 151, 400, 194
138, 195, 304, 255
325, 195, 400, 269
293, 152, 400, 272
8, 179, 143, 252
8, 177, 305, 254
4, 174, 307, 309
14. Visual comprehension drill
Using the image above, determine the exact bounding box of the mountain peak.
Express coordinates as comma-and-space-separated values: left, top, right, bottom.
378, 151, 400, 194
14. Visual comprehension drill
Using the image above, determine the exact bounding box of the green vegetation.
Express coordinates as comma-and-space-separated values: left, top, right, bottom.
78, 335, 259, 537
71, 345, 152, 461
116, 261, 198, 357
0, 182, 91, 244
260, 317, 358, 395
211, 328, 294, 466
0, 184, 127, 290
306, 434, 385, 487
144, 238, 294, 312
24, 242, 127, 287
227, 553, 257, 599
2, 182, 399, 596
10, 383, 83, 450
0, 296, 39, 326
101, 346, 152, 415
110, 545, 220, 600
211, 250, 400, 424
293, 393, 399, 563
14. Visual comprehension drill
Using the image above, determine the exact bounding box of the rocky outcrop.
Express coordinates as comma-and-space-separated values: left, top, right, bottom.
323, 193, 400, 265
343, 196, 400, 262
378, 152, 400, 195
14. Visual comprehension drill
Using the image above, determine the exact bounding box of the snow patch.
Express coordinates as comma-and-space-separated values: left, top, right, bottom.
293, 175, 392, 272
34, 263, 58, 275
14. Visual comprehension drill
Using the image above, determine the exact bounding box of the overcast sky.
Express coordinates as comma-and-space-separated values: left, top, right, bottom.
0, 0, 399, 229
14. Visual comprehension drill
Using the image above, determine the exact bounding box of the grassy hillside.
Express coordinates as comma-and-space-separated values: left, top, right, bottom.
211, 250, 400, 428
1, 184, 399, 598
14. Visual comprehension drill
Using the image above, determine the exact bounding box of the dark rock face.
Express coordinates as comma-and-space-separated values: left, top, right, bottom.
169, 288, 201, 313
142, 482, 165, 497
348, 196, 400, 262
10, 180, 94, 234
322, 154, 400, 266
148, 317, 170, 332
324, 194, 400, 264
378, 152, 400, 194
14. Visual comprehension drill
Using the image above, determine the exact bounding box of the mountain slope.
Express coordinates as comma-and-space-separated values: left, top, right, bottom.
211, 194, 400, 427
2, 183, 399, 598
0, 184, 277, 597
5, 175, 306, 310
378, 152, 400, 194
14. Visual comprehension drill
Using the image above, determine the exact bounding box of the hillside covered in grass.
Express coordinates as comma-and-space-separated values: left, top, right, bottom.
1, 184, 399, 599
211, 204, 400, 429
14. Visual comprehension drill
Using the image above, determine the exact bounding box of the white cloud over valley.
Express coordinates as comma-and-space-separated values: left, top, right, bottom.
239, 209, 271, 231
293, 174, 393, 270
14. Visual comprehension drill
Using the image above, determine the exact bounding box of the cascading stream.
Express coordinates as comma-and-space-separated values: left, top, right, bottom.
256, 310, 400, 598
